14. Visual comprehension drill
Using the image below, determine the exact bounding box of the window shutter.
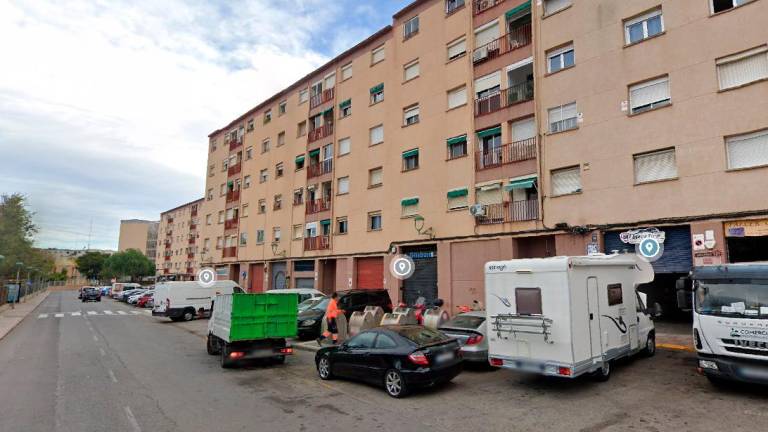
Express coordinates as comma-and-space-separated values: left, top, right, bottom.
370, 125, 384, 144
552, 167, 581, 195
634, 149, 678, 183
727, 130, 768, 169
474, 22, 499, 47
404, 62, 419, 81
370, 169, 383, 185
447, 39, 466, 59
338, 137, 351, 155
372, 46, 385, 63
717, 47, 768, 90
448, 86, 467, 108
630, 77, 670, 110
325, 74, 336, 89
338, 177, 349, 194
475, 184, 502, 205
341, 64, 352, 80
474, 71, 501, 94
544, 0, 571, 15
511, 118, 536, 141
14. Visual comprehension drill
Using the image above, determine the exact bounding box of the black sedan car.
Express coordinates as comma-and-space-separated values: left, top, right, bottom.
315, 326, 463, 398
297, 297, 329, 339
81, 287, 101, 302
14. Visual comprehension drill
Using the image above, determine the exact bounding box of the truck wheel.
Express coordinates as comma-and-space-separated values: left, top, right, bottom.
643, 332, 656, 357
220, 345, 234, 369
592, 362, 611, 382
182, 309, 195, 322
207, 334, 220, 355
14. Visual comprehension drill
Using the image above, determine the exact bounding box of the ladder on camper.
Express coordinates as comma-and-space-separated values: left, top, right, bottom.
491, 314, 554, 344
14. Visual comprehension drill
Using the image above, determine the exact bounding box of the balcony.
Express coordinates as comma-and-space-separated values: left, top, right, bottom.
304, 235, 330, 251
186, 267, 194, 274
307, 159, 333, 179
476, 138, 537, 170
226, 189, 240, 203
308, 122, 334, 143
472, 24, 532, 65
164, 255, 171, 261
187, 253, 194, 259
475, 81, 534, 117
227, 162, 241, 177
164, 242, 171, 249
473, 0, 503, 15
191, 209, 198, 217
309, 87, 335, 109
224, 218, 238, 230
189, 224, 197, 230
166, 230, 173, 237
476, 199, 539, 225
222, 246, 237, 258
306, 198, 331, 215
188, 237, 196, 245
229, 137, 242, 151
164, 269, 169, 275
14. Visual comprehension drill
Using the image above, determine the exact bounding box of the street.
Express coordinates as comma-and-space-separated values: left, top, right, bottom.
0, 291, 766, 432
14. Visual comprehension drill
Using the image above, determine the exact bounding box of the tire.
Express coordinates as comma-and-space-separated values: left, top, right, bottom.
206, 334, 220, 355
273, 355, 286, 364
592, 361, 612, 382
384, 369, 408, 398
317, 354, 333, 380
182, 309, 195, 322
220, 345, 234, 369
170, 317, 183, 322
643, 332, 656, 357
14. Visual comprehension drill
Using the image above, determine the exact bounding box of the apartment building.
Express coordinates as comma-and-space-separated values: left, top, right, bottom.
199, 0, 768, 313
118, 219, 159, 263
157, 199, 203, 280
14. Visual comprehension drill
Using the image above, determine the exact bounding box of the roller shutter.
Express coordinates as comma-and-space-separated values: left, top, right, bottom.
603, 226, 692, 273
356, 257, 384, 290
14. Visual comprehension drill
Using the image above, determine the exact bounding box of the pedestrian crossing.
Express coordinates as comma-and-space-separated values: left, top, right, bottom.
37, 310, 151, 319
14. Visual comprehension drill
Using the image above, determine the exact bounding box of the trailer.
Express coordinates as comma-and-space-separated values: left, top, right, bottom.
206, 293, 298, 368
485, 254, 660, 381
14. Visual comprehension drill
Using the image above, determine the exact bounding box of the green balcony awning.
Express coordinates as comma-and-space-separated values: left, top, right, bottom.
322, 107, 334, 116
446, 135, 467, 146
227, 180, 233, 187
370, 83, 384, 94
309, 149, 320, 157
447, 188, 468, 198
477, 126, 502, 138
320, 219, 331, 226
295, 155, 305, 164
504, 177, 537, 191
402, 149, 419, 158
339, 99, 351, 109
505, 1, 531, 19
401, 197, 419, 206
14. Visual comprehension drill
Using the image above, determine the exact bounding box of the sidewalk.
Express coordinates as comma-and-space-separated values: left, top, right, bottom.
0, 290, 50, 341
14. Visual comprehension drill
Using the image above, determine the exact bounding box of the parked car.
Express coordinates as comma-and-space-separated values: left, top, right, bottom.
136, 292, 153, 308
315, 326, 463, 398
111, 282, 142, 299
121, 289, 145, 302
100, 286, 111, 297
335, 289, 393, 319
297, 297, 330, 339
439, 311, 488, 364
127, 291, 148, 304
81, 287, 101, 302
268, 288, 325, 304
298, 296, 326, 312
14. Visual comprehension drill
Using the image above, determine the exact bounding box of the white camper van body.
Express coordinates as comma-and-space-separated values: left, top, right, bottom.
152, 280, 243, 321
485, 254, 656, 379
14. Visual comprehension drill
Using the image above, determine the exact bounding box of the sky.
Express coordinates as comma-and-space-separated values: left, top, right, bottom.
0, 0, 411, 251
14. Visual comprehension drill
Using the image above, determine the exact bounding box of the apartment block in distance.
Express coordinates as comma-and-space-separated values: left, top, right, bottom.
118, 219, 159, 263
157, 199, 203, 281
199, 0, 768, 315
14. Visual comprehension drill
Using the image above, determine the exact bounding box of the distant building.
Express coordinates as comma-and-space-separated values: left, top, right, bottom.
42, 248, 114, 286
118, 219, 160, 263
157, 199, 204, 281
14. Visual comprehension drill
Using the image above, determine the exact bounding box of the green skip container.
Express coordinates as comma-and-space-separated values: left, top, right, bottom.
212, 293, 298, 342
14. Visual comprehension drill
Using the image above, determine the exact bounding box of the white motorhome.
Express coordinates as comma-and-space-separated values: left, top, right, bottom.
152, 280, 244, 322
485, 254, 659, 380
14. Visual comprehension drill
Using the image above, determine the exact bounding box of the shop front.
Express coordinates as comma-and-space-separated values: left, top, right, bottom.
724, 218, 768, 263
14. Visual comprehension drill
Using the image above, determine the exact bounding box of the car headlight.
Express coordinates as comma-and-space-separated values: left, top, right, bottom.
301, 319, 316, 326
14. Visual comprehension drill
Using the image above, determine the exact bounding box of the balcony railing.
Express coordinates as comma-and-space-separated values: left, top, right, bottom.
304, 235, 330, 251
229, 137, 242, 151
186, 267, 194, 274
166, 230, 173, 237
188, 237, 196, 245
189, 224, 197, 231
191, 209, 198, 217
222, 246, 237, 258
164, 255, 170, 261
306, 198, 331, 215
224, 218, 238, 230
164, 269, 169, 274
164, 242, 171, 249
309, 87, 335, 109
473, 0, 503, 15
472, 23, 532, 65
187, 253, 194, 259
476, 138, 537, 170
227, 163, 241, 177
475, 81, 534, 116
226, 189, 240, 203
308, 122, 334, 143
476, 199, 539, 225
307, 159, 333, 178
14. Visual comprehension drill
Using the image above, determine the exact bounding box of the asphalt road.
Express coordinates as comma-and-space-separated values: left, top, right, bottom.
0, 291, 766, 432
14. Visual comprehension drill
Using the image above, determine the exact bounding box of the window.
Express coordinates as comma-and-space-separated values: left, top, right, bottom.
220, 184, 226, 196
447, 135, 468, 160
276, 163, 284, 178
218, 211, 225, 223
370, 124, 384, 145
368, 212, 382, 231
216, 237, 223, 249
403, 16, 419, 39
277, 131, 285, 147
336, 217, 348, 235
547, 44, 575, 73
607, 284, 623, 306
548, 102, 578, 133
206, 214, 212, 225
258, 199, 266, 214
447, 86, 467, 109
403, 105, 420, 126
247, 119, 254, 132
297, 121, 307, 137
447, 37, 467, 61
259, 169, 268, 183
239, 232, 247, 246
295, 154, 305, 170
207, 188, 213, 201
726, 129, 768, 170
369, 167, 383, 187
551, 166, 581, 196
447, 188, 469, 210
543, 0, 571, 16
475, 182, 503, 206
712, 0, 752, 14
222, 158, 228, 172
347, 331, 378, 349
208, 164, 215, 176
338, 137, 351, 156
263, 109, 272, 124
274, 194, 282, 210
299, 88, 308, 104
245, 147, 253, 160
204, 238, 211, 251
401, 197, 419, 217
445, 0, 465, 14
241, 204, 249, 217
210, 139, 217, 152
402, 149, 419, 171
341, 63, 352, 81
278, 100, 287, 115
370, 83, 384, 104
516, 288, 543, 315
293, 188, 304, 205
629, 76, 671, 114
244, 175, 251, 188
624, 9, 664, 45
256, 230, 264, 244
337, 176, 350, 195
716, 46, 768, 90
404, 60, 420, 81
340, 99, 352, 118
634, 148, 678, 184
292, 224, 303, 240
371, 45, 385, 64
261, 139, 270, 153
273, 227, 281, 241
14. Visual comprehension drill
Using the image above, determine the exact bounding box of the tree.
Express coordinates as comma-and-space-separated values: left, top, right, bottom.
75, 251, 109, 280
0, 194, 55, 280
102, 249, 154, 282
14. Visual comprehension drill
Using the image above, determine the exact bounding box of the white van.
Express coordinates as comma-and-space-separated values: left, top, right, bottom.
268, 288, 325, 304
485, 254, 660, 381
152, 280, 244, 321
111, 282, 141, 299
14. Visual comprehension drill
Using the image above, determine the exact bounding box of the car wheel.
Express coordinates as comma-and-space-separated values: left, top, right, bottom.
317, 355, 333, 380
384, 369, 408, 398
643, 332, 656, 357
592, 362, 611, 382
206, 334, 220, 355
182, 309, 195, 322
273, 355, 286, 365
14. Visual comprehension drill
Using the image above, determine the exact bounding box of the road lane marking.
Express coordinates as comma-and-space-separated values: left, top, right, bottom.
54, 313, 64, 318
93, 335, 98, 342
125, 406, 141, 432
131, 311, 141, 315
104, 310, 114, 315
38, 314, 48, 319
99, 348, 106, 357
117, 311, 128, 315
87, 311, 98, 315
108, 369, 118, 383
71, 312, 82, 317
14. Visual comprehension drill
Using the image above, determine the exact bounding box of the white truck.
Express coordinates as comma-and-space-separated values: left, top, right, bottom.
152, 280, 243, 322
679, 264, 768, 385
485, 254, 660, 381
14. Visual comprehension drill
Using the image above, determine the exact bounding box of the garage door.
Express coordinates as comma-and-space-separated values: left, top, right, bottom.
249, 263, 264, 293
356, 257, 383, 290
402, 246, 438, 307
604, 226, 692, 273
295, 277, 315, 289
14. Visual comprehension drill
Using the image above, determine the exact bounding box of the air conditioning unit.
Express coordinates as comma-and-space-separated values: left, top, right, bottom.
470, 204, 486, 217
472, 47, 488, 63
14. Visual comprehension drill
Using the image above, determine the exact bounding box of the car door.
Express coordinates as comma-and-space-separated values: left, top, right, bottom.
341, 331, 378, 380
364, 332, 400, 384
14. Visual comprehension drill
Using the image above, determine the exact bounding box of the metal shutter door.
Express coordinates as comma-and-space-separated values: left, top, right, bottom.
403, 257, 438, 307
604, 226, 692, 273
356, 257, 384, 289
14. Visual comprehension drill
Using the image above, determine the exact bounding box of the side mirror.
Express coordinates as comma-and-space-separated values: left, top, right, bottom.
651, 302, 663, 318
676, 289, 692, 311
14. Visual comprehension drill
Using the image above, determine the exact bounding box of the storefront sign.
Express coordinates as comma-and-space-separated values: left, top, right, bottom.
693, 249, 723, 266
724, 219, 768, 237
619, 228, 666, 245
586, 243, 599, 255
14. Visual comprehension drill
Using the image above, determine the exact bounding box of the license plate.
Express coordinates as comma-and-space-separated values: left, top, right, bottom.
435, 352, 454, 363
740, 366, 768, 380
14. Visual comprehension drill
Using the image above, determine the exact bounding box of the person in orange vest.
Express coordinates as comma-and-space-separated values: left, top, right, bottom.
317, 292, 343, 346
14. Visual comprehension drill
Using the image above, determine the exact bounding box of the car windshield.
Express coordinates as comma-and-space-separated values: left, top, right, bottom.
695, 279, 768, 318
397, 327, 451, 346
310, 298, 329, 311
298, 298, 318, 312
442, 315, 484, 330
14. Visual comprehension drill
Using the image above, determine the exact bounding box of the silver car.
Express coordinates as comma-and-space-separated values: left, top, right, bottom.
439, 311, 488, 363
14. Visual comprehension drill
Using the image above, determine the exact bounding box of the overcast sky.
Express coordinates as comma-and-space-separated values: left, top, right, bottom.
0, 0, 410, 251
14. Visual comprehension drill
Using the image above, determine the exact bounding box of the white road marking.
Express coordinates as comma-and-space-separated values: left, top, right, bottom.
144, 310, 151, 315
124, 406, 141, 432
87, 311, 98, 315
54, 313, 64, 318
38, 314, 48, 319
71, 312, 81, 317
130, 311, 141, 315
99, 348, 106, 357
104, 310, 114, 315
117, 311, 128, 315
108, 369, 118, 383
93, 335, 98, 342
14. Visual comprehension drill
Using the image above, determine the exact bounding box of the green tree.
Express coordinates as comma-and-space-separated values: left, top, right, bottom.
102, 249, 154, 282
0, 194, 55, 280
75, 251, 109, 280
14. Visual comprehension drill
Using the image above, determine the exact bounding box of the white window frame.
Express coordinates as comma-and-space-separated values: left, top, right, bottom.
710, 0, 752, 14
447, 37, 467, 61
633, 148, 678, 184
298, 88, 308, 104
403, 105, 420, 126
341, 63, 353, 81
338, 137, 351, 156
551, 166, 582, 196
726, 129, 768, 170
401, 197, 419, 218
369, 167, 383, 187
447, 85, 467, 109
336, 217, 348, 235
624, 9, 664, 45
403, 16, 419, 39
548, 102, 578, 133
716, 45, 768, 90
371, 45, 385, 64
547, 43, 575, 73
543, 0, 572, 16
368, 212, 383, 231
337, 176, 350, 195
629, 75, 671, 114
404, 59, 420, 81
370, 124, 384, 145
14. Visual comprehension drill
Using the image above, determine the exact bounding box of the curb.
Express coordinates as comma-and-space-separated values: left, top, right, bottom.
293, 342, 321, 353
657, 343, 696, 353
0, 291, 49, 342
